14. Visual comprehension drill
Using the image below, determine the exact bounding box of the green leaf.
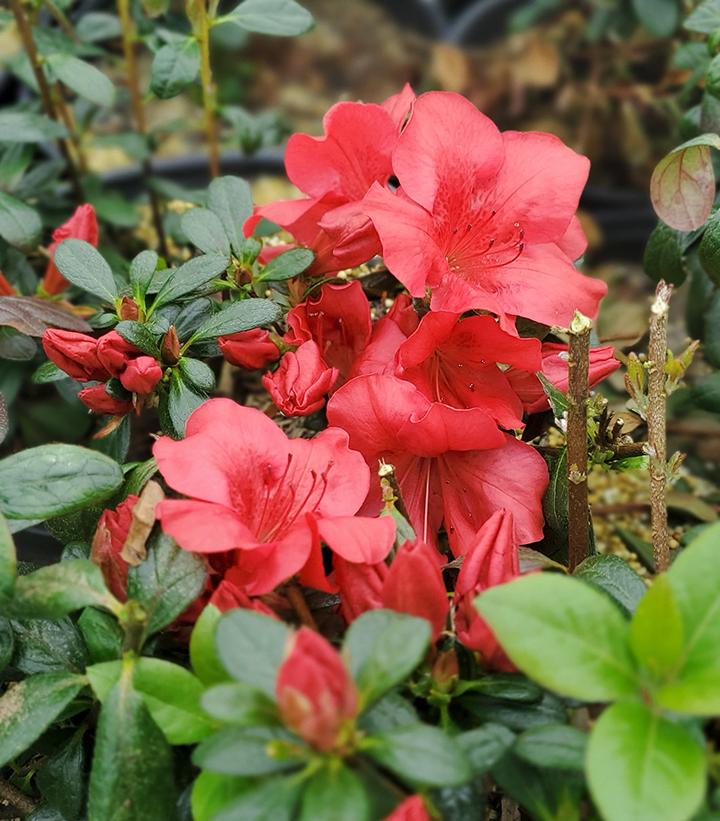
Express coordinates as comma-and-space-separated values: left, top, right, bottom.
475, 573, 639, 701
643, 222, 686, 286
538, 447, 568, 564
190, 603, 228, 685
586, 702, 706, 821
631, 0, 677, 36
650, 134, 720, 231
364, 724, 472, 788
192, 298, 281, 341
343, 610, 431, 707
129, 250, 159, 298
685, 0, 720, 32
53, 239, 118, 303
215, 609, 290, 696
210, 775, 301, 821
0, 111, 67, 143
574, 554, 647, 615
77, 607, 123, 663
358, 692, 418, 734
31, 361, 66, 385
207, 176, 254, 253
0, 191, 42, 248
0, 618, 13, 671
191, 772, 253, 821
178, 357, 216, 392
0, 510, 15, 599
193, 726, 302, 775
224, 0, 313, 35
181, 208, 231, 256
150, 39, 201, 99
159, 369, 206, 438
659, 522, 720, 713
75, 12, 122, 41
629, 574, 684, 681
115, 320, 161, 357
8, 560, 119, 619
37, 731, 85, 821
153, 253, 229, 307
690, 371, 720, 414
258, 248, 314, 282
704, 291, 720, 368
699, 212, 720, 287
11, 617, 87, 675
456, 724, 516, 775
126, 530, 207, 642
88, 667, 177, 821
201, 682, 277, 726
514, 724, 587, 771
0, 672, 86, 768
46, 54, 115, 107
0, 445, 123, 520
300, 764, 369, 821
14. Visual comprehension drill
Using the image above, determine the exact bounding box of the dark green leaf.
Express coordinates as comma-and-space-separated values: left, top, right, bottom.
192, 298, 281, 340
456, 724, 516, 775
364, 724, 472, 788
258, 248, 314, 282
0, 445, 123, 520
344, 610, 431, 707
300, 764, 369, 821
699, 212, 720, 286
586, 702, 706, 821
703, 291, 720, 368
211, 775, 302, 821
215, 609, 290, 696
0, 618, 13, 671
75, 12, 122, 41
689, 372, 720, 414
430, 781, 485, 821
150, 39, 201, 99
538, 448, 568, 564
514, 724, 587, 771
47, 54, 115, 107
153, 253, 228, 307
181, 208, 231, 256
685, 0, 720, 32
88, 669, 177, 820
0, 672, 86, 768
0, 112, 67, 143
8, 559, 119, 619
126, 530, 207, 641
31, 361, 66, 385
475, 574, 639, 701
37, 731, 85, 821
224, 0, 314, 35
193, 726, 302, 775
54, 239, 118, 302
129, 250, 159, 298
0, 510, 15, 598
631, 0, 677, 36
0, 191, 41, 248
159, 369, 206, 438
115, 320, 161, 357
574, 554, 647, 615
178, 357, 216, 392
643, 222, 686, 286
207, 176, 253, 253
11, 617, 87, 675
78, 607, 123, 663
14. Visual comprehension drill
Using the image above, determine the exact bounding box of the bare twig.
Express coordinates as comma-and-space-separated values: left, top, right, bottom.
647, 281, 672, 572
9, 0, 84, 200
189, 0, 221, 177
116, 0, 169, 256
566, 310, 591, 571
0, 778, 36, 816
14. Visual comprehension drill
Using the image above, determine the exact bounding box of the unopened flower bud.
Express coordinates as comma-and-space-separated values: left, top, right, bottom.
161, 326, 181, 366
78, 384, 132, 416
118, 296, 140, 321
42, 329, 109, 382
262, 340, 338, 416
120, 356, 163, 395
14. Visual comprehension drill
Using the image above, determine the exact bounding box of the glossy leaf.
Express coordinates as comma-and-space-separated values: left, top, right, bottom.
192, 298, 281, 340
190, 603, 228, 685
37, 731, 85, 821
456, 724, 516, 775
0, 510, 15, 599
193, 726, 303, 775
258, 248, 314, 282
300, 764, 369, 821
574, 554, 647, 615
514, 724, 587, 771
153, 253, 228, 306
643, 222, 686, 286
178, 357, 216, 392
11, 617, 87, 675
698, 211, 720, 286
129, 250, 159, 298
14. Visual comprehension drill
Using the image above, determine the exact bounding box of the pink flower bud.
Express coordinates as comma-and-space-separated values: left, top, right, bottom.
334, 556, 387, 623
42, 329, 109, 382
219, 328, 280, 370
96, 330, 140, 377
276, 627, 358, 751
78, 384, 133, 416
384, 795, 431, 821
120, 356, 162, 395
42, 204, 99, 296
263, 340, 338, 416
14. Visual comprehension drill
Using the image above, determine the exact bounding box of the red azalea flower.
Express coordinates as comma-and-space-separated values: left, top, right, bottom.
219, 328, 281, 370
507, 341, 621, 414
263, 340, 339, 417
78, 385, 133, 416
361, 91, 606, 330
326, 375, 547, 555
42, 329, 110, 382
90, 495, 139, 600
334, 540, 449, 640
394, 311, 542, 429
208, 572, 276, 618
96, 330, 139, 376
153, 398, 395, 595
285, 280, 372, 383
349, 293, 419, 380
120, 356, 163, 395
42, 204, 99, 296
0, 271, 16, 296
276, 627, 359, 752
384, 795, 431, 821
453, 509, 520, 672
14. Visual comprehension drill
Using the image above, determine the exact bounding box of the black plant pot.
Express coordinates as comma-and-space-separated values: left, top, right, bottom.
375, 0, 447, 37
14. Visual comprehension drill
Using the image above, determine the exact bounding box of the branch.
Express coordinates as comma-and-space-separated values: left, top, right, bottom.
190, 0, 221, 177
566, 311, 591, 571
0, 778, 36, 816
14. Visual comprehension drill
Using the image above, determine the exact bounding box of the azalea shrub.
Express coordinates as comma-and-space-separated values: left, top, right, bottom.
1, 3, 720, 815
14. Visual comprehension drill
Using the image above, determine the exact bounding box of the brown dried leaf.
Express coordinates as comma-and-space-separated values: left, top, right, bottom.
120, 480, 165, 566
0, 296, 91, 336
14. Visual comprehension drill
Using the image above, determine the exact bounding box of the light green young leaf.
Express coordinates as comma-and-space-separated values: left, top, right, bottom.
629, 574, 684, 680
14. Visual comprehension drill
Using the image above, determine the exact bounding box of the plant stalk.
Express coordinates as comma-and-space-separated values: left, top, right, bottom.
190, 0, 221, 177
286, 582, 318, 631
566, 310, 592, 572
647, 281, 672, 572
0, 777, 36, 815
9, 0, 84, 200
116, 0, 169, 257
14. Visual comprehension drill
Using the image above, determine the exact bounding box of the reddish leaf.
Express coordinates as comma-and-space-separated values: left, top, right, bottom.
0, 296, 91, 336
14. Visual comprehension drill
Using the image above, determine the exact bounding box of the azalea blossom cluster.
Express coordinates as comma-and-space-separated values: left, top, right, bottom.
87, 88, 618, 694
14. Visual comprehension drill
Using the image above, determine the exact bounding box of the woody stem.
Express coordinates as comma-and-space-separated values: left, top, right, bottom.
0, 778, 36, 815
566, 312, 591, 572
647, 281, 672, 572
9, 0, 84, 200
286, 582, 318, 631
190, 0, 221, 177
